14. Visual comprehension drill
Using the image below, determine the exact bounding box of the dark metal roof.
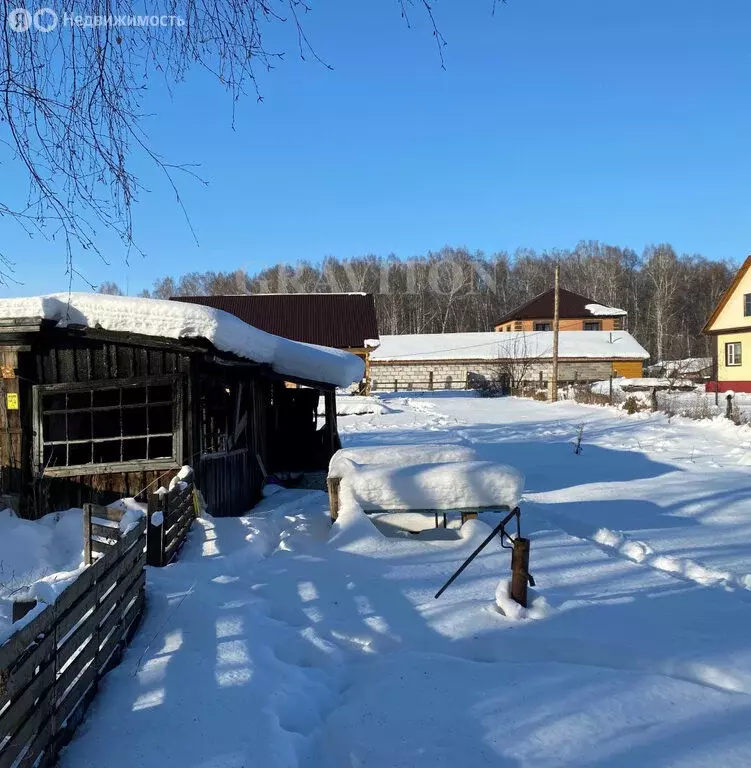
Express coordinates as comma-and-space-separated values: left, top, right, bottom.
495, 288, 624, 325
172, 293, 379, 349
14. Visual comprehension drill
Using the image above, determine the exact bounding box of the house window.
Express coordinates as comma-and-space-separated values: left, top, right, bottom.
534, 322, 552, 331
513, 321, 522, 331
726, 342, 742, 367
583, 321, 601, 331
744, 294, 751, 317
34, 377, 181, 476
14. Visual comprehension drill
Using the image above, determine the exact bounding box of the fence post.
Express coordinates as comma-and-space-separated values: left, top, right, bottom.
510, 538, 530, 608
83, 503, 93, 565
428, 371, 433, 391
609, 374, 613, 405
394, 379, 398, 393
327, 476, 341, 523
147, 491, 165, 567
726, 393, 733, 419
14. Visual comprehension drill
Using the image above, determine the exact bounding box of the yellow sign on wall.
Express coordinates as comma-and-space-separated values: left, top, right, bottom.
6, 393, 18, 410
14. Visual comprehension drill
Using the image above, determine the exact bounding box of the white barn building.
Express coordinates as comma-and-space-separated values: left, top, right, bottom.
369, 331, 649, 392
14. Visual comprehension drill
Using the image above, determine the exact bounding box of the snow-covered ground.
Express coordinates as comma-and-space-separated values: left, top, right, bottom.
592, 377, 751, 418
316, 394, 389, 417
59, 393, 751, 767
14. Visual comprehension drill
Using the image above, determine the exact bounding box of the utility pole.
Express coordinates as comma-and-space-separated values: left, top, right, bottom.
551, 263, 560, 402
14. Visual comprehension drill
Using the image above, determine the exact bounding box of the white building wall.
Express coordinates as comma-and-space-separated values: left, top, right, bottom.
370, 360, 616, 391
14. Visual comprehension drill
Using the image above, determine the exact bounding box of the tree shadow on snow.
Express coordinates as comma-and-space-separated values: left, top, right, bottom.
343, 426, 677, 495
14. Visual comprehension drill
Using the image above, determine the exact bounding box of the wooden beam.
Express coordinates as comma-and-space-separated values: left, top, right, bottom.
327, 476, 341, 522
510, 538, 531, 608
324, 390, 338, 457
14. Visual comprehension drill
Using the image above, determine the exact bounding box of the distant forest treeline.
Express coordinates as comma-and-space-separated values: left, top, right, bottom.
100, 241, 738, 362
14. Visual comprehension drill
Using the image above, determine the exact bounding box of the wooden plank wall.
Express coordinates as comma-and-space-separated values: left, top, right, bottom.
199, 450, 252, 517
0, 518, 146, 768
17, 335, 194, 517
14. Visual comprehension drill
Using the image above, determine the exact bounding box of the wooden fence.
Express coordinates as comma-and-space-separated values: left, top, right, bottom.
83, 477, 197, 570
146, 479, 196, 568
0, 518, 146, 768
372, 373, 472, 393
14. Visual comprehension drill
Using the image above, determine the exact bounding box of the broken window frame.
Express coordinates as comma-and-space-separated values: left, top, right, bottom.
198, 376, 249, 458
32, 375, 183, 478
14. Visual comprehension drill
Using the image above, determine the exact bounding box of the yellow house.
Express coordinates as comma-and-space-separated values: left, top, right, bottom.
703, 256, 751, 392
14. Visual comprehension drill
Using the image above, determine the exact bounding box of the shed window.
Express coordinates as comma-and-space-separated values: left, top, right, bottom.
34, 377, 181, 476
744, 294, 751, 317
534, 322, 552, 331
583, 321, 601, 331
726, 342, 742, 367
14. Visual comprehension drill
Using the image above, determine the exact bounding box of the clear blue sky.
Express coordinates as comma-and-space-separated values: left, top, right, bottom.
3, 0, 750, 296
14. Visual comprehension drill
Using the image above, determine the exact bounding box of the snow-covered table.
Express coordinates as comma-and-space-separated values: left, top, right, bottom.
327, 446, 524, 526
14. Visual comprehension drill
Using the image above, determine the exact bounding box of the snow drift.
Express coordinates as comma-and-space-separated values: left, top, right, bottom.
338, 460, 524, 512
329, 444, 478, 479
0, 293, 364, 388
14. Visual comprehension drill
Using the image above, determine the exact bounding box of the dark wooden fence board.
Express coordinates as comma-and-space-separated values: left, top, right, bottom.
0, 607, 56, 676
0, 633, 55, 711
0, 664, 55, 752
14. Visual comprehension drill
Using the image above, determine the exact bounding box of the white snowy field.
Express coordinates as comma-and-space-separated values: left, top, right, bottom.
59, 394, 751, 767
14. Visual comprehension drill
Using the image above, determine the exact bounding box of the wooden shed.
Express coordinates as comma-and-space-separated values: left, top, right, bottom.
0, 294, 362, 518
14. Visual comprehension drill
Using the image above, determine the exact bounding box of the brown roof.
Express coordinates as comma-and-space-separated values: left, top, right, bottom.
172, 293, 380, 349
495, 288, 624, 326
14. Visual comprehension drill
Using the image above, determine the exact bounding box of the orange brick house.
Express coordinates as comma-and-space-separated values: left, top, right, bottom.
494, 288, 627, 333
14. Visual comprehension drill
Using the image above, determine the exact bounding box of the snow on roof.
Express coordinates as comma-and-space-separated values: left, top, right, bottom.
0, 293, 364, 387
585, 302, 628, 317
370, 331, 650, 362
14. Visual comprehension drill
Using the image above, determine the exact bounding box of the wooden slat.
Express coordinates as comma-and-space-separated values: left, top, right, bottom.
0, 633, 54, 710
0, 684, 54, 768
118, 585, 144, 646
0, 606, 55, 675
90, 522, 119, 540
54, 589, 96, 647
87, 503, 122, 523
164, 515, 193, 562
92, 539, 115, 556
99, 570, 146, 646
56, 606, 98, 674
166, 500, 190, 528
98, 585, 143, 674
0, 661, 54, 745
16, 717, 53, 768
53, 663, 96, 733
52, 558, 103, 622
119, 518, 146, 551
54, 639, 95, 707
97, 539, 144, 603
